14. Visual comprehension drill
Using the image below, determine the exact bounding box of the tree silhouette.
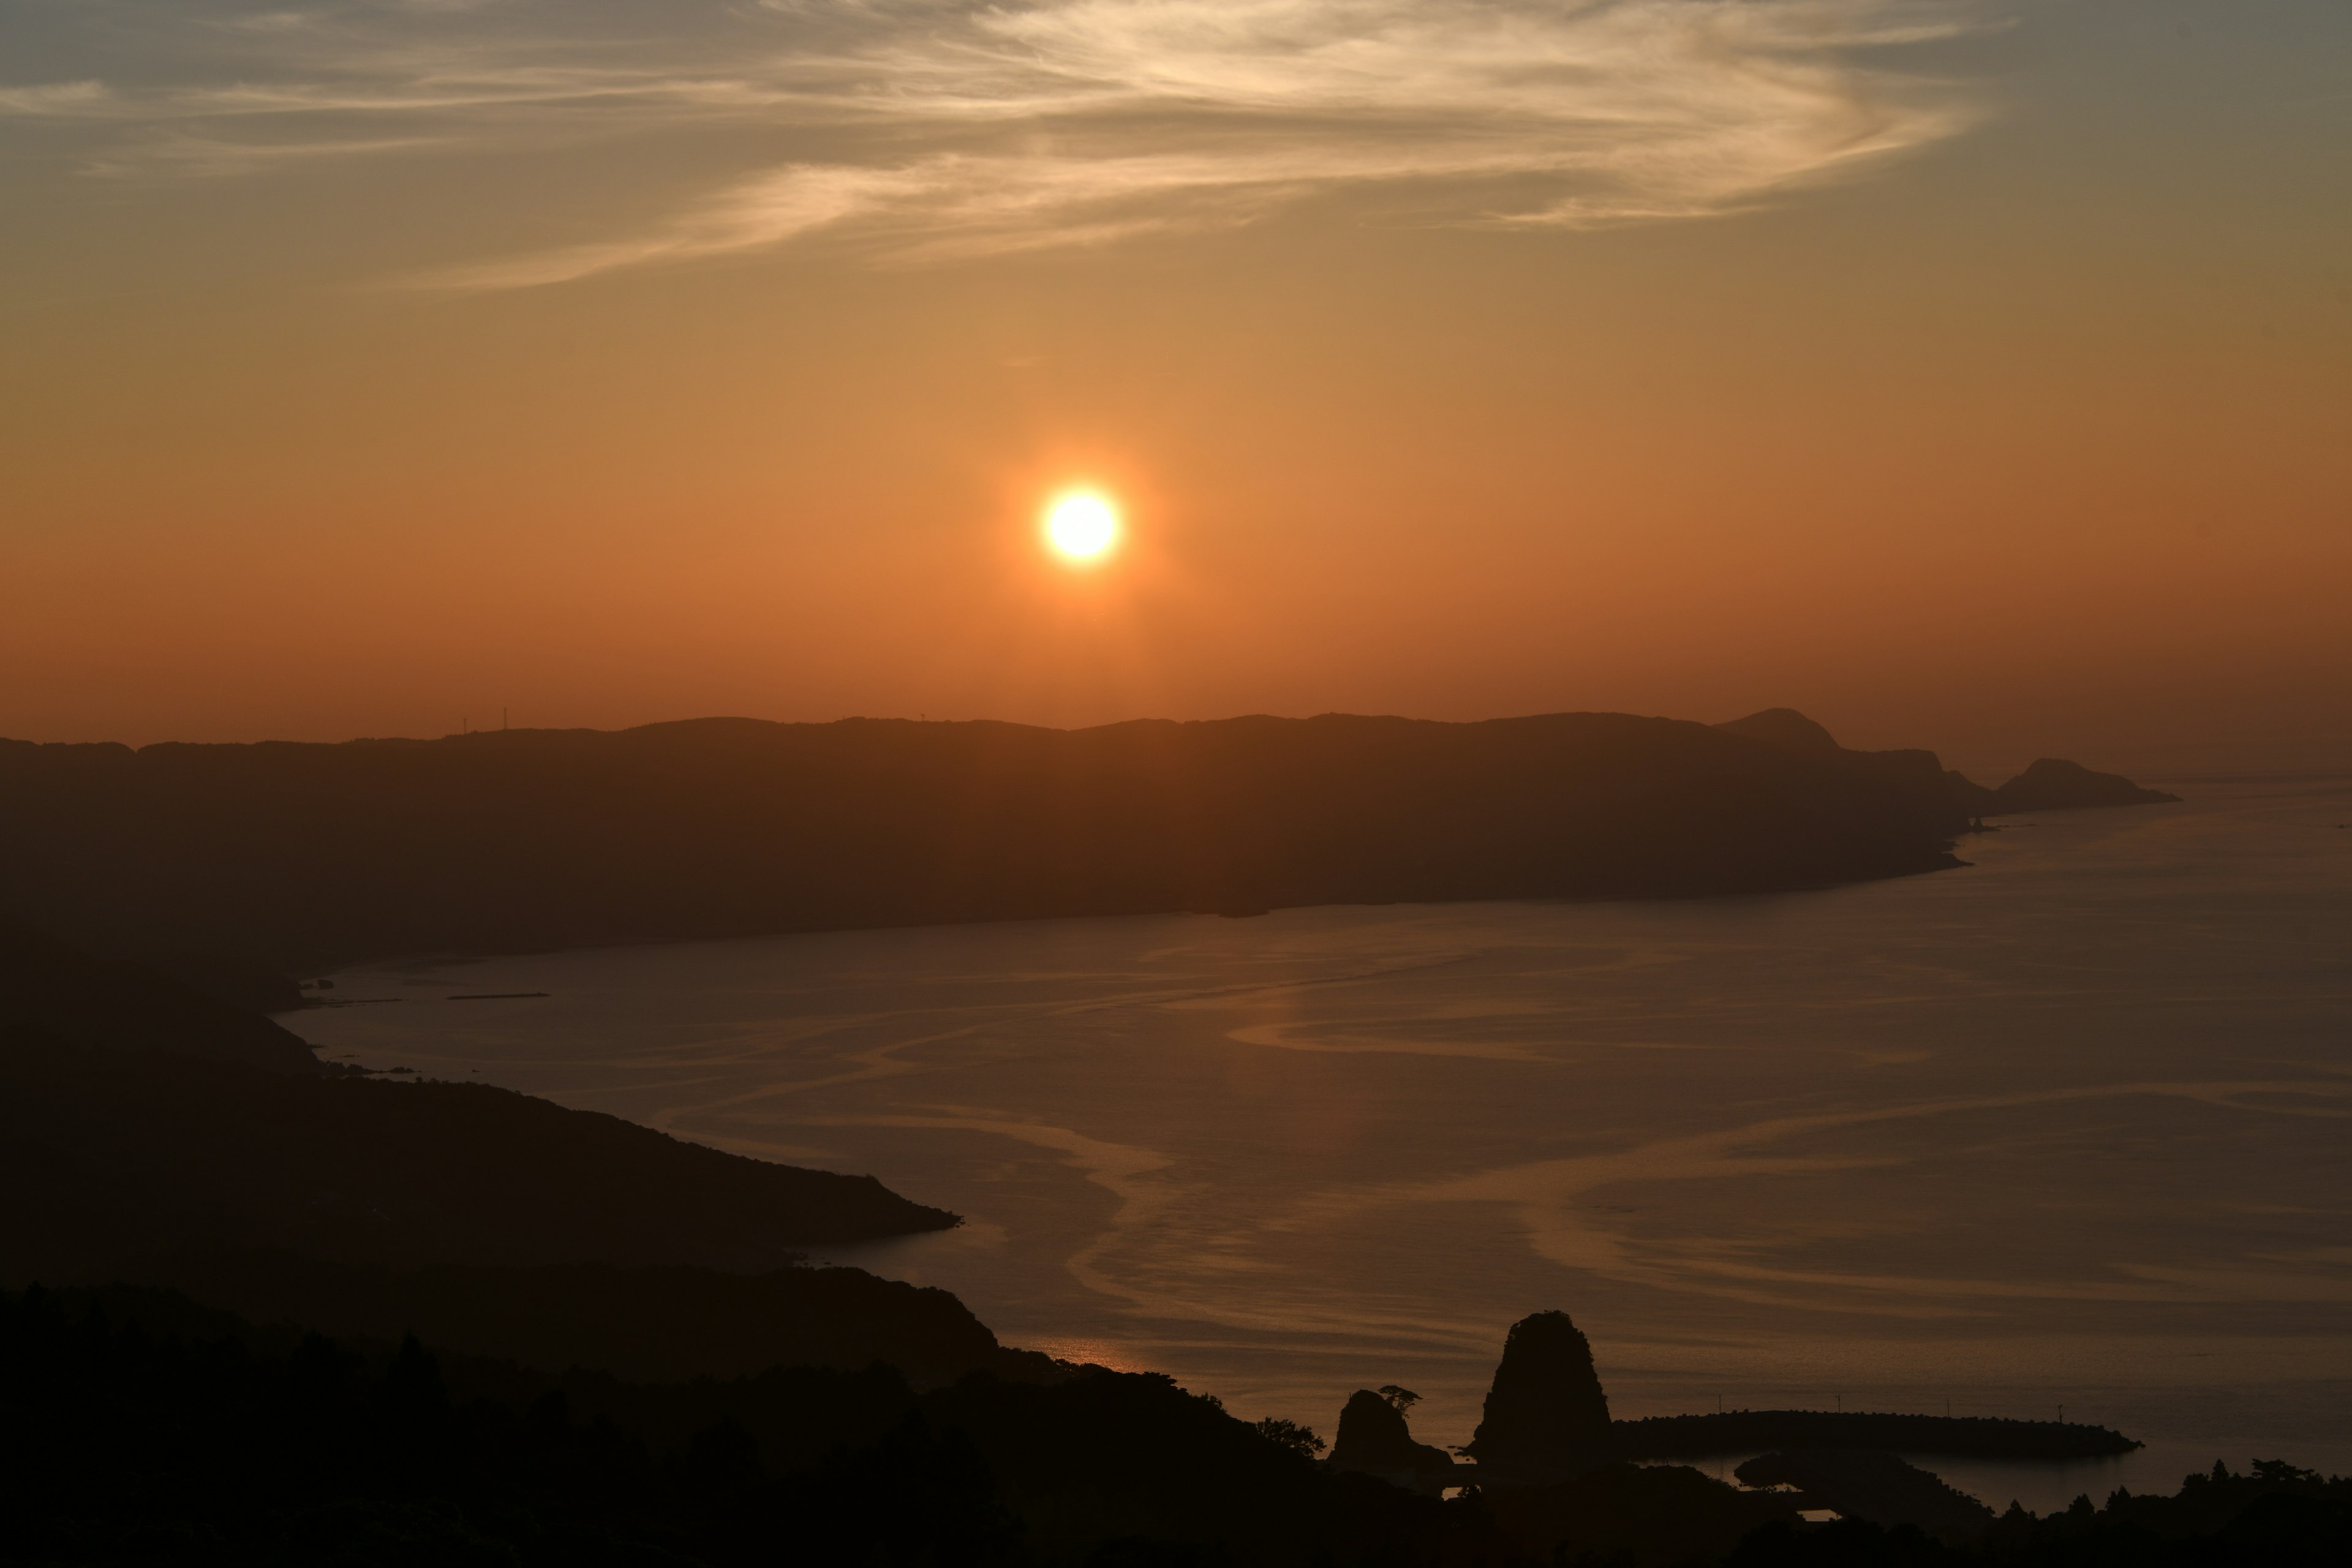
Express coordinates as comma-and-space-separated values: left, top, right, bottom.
1251, 1417, 1325, 1457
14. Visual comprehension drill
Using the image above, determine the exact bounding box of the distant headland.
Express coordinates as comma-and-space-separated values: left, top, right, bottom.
0, 708, 2176, 976
1711, 708, 2180, 818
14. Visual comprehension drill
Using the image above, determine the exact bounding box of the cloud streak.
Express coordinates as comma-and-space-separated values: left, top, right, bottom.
4, 0, 1997, 279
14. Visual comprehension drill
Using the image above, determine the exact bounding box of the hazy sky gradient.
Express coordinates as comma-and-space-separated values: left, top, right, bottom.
2, 0, 2347, 764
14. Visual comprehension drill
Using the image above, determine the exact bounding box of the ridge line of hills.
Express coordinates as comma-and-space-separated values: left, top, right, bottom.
0, 706, 2174, 981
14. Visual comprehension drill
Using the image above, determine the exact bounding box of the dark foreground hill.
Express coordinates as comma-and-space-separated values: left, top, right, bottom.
0, 712, 1980, 971
0, 914, 321, 1075
0, 1038, 954, 1280
7, 1286, 2345, 1568
0, 1288, 1814, 1567
110, 1248, 1049, 1388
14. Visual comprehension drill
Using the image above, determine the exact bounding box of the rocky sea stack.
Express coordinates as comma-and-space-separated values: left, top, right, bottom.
1329, 1389, 1457, 1494
1464, 1310, 1614, 1481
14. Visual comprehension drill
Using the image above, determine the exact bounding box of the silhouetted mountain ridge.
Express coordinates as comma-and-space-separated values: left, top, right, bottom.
0, 711, 1984, 971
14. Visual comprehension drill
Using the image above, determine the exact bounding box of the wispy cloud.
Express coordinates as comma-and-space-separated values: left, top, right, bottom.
0, 80, 117, 118
4, 0, 1999, 278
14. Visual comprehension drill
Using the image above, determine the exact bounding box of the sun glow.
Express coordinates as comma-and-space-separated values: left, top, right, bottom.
1042, 491, 1121, 562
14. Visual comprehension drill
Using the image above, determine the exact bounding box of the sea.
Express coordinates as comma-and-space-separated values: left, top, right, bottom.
300, 768, 2352, 1514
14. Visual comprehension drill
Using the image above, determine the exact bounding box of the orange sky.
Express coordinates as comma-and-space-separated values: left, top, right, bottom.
2, 0, 2346, 769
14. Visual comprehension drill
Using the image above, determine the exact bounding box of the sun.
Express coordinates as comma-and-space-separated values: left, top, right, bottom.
1042, 491, 1121, 563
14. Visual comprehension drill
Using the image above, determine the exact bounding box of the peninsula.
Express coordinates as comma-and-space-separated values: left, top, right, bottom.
0, 708, 2141, 975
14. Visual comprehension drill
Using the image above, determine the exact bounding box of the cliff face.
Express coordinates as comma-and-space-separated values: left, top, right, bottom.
1464, 1311, 1614, 1480
0, 712, 1973, 971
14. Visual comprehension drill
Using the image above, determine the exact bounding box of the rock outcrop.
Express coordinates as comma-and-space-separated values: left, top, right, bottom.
1463, 1311, 1613, 1480
1329, 1389, 1457, 1494
114, 1248, 1039, 1388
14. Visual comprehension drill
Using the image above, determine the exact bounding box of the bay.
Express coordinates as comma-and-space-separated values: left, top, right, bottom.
300, 771, 2352, 1512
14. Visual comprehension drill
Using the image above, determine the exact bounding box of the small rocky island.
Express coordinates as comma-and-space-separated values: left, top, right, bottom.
1981, 756, 2181, 812
1332, 1309, 2138, 1510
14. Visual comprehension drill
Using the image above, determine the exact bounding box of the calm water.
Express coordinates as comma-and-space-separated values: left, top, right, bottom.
301, 772, 2352, 1512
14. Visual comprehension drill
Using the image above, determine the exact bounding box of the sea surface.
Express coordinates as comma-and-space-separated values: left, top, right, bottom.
301, 771, 2352, 1513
